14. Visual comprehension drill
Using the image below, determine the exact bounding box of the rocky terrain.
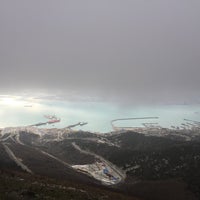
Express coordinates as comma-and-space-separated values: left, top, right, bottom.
0, 126, 200, 199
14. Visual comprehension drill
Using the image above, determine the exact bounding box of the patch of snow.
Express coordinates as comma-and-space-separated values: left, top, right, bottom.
125, 165, 140, 172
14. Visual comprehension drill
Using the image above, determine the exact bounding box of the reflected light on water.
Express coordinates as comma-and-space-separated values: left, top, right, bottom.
0, 95, 200, 133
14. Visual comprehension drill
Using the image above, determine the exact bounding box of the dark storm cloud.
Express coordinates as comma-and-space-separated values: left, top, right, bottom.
0, 0, 200, 103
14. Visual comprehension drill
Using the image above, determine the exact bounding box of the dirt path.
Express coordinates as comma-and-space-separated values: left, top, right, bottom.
2, 143, 33, 174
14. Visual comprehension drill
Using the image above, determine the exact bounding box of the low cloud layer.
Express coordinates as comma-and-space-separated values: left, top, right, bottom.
0, 0, 200, 104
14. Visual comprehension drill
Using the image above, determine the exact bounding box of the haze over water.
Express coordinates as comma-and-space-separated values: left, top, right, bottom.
0, 1, 200, 133
1, 95, 200, 133
0, 1, 200, 108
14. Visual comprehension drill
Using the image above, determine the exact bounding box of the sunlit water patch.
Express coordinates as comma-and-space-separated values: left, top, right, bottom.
0, 95, 200, 133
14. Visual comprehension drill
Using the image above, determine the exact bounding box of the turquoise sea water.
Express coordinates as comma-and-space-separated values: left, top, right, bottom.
0, 96, 200, 133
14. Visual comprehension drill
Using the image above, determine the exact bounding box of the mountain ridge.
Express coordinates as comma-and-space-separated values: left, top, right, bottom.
0, 127, 199, 199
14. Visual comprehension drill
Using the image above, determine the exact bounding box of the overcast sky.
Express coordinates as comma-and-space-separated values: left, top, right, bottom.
0, 0, 200, 104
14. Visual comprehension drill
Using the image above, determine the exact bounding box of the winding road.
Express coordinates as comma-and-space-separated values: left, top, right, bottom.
72, 142, 126, 183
